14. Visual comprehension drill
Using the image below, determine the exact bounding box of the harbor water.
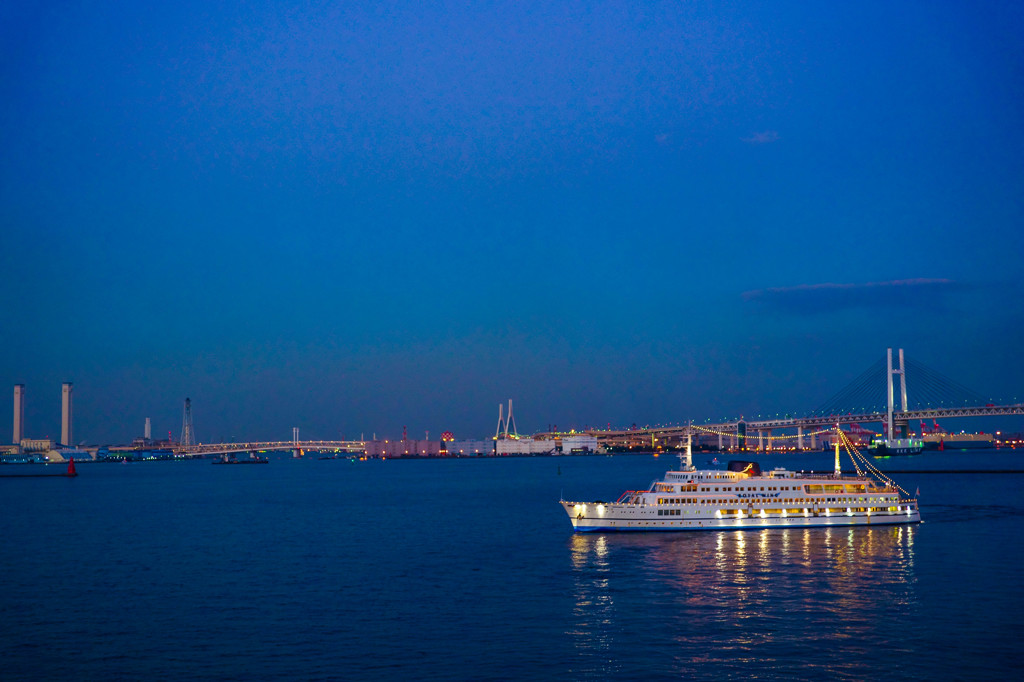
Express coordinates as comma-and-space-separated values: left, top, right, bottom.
2, 449, 1023, 680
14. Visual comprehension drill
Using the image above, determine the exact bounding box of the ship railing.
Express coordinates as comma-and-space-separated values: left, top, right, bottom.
797, 473, 895, 486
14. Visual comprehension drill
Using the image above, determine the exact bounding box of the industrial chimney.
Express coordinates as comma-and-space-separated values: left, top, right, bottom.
13, 384, 24, 445
61, 382, 73, 446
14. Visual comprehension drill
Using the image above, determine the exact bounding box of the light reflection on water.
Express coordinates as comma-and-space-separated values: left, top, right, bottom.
568, 527, 919, 680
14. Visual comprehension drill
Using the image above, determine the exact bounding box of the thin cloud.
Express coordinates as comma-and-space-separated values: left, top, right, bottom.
743, 130, 779, 144
742, 278, 966, 312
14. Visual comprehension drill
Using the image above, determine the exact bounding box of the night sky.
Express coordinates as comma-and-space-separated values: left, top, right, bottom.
2, 1, 1022, 445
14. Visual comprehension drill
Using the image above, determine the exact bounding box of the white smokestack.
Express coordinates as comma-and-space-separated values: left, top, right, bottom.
13, 384, 24, 445
61, 382, 73, 446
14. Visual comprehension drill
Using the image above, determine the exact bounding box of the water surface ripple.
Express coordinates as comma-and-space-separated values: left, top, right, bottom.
2, 450, 1022, 680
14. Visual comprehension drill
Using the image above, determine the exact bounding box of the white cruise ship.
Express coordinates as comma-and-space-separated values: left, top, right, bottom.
561, 431, 921, 532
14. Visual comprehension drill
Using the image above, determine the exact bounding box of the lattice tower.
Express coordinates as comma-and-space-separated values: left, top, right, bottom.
180, 398, 195, 448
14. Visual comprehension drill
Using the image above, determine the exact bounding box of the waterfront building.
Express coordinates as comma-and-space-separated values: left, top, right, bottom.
444, 440, 492, 456
560, 434, 598, 454
364, 439, 442, 457
496, 438, 557, 455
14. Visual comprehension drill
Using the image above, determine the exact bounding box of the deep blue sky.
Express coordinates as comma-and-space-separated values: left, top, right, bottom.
2, 1, 1022, 444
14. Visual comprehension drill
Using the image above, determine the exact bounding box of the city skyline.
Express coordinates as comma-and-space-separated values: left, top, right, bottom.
3, 2, 1023, 443
5, 349, 1021, 446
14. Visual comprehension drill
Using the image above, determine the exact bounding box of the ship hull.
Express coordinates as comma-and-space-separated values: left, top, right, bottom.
923, 436, 994, 450
561, 502, 920, 532
869, 445, 924, 456
568, 516, 921, 532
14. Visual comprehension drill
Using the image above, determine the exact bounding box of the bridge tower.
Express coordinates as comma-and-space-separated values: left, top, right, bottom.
886, 348, 909, 439
506, 400, 517, 437
494, 400, 518, 440
180, 398, 195, 448
495, 403, 505, 439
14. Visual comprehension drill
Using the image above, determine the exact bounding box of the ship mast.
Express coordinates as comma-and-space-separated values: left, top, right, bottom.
834, 424, 842, 477
683, 421, 694, 471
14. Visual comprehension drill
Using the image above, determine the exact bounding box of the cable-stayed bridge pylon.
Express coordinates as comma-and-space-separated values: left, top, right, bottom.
575, 348, 1023, 451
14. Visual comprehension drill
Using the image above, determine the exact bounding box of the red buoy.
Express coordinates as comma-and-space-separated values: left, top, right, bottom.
66, 458, 78, 477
